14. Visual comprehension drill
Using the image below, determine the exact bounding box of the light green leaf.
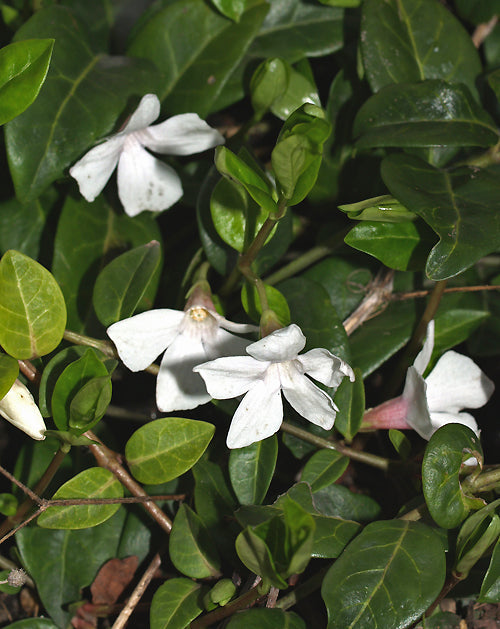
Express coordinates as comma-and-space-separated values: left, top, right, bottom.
210, 0, 247, 22
0, 353, 19, 400
339, 195, 416, 223
241, 283, 290, 326
229, 435, 278, 505
150, 578, 204, 629
69, 375, 112, 432
251, 57, 290, 116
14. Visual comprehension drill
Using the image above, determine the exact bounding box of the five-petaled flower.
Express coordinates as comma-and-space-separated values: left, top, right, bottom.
70, 93, 225, 217
362, 320, 495, 440
107, 285, 256, 413
194, 324, 355, 449
0, 380, 46, 440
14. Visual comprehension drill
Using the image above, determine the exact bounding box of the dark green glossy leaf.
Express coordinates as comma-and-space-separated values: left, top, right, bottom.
331, 368, 365, 441
433, 293, 489, 357
6, 6, 158, 202
270, 65, 321, 121
345, 220, 436, 271
241, 283, 290, 326
382, 154, 500, 280
128, 0, 268, 116
52, 195, 161, 333
193, 459, 237, 529
339, 195, 416, 223
236, 524, 288, 589
37, 467, 123, 529
301, 450, 349, 492
313, 484, 381, 522
93, 241, 162, 327
0, 38, 53, 125
0, 250, 66, 359
354, 81, 498, 148
0, 354, 19, 400
251, 57, 290, 117
69, 374, 112, 432
226, 609, 306, 629
229, 435, 278, 505
150, 578, 204, 629
51, 348, 108, 431
422, 424, 484, 529
361, 0, 481, 95
479, 537, 500, 603
126, 417, 215, 484
322, 521, 446, 629
211, 0, 247, 22
169, 504, 221, 579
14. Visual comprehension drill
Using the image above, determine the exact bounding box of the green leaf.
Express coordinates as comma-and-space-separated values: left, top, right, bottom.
422, 424, 484, 529
235, 525, 289, 589
322, 521, 446, 629
52, 195, 161, 333
333, 368, 365, 441
250, 57, 290, 116
354, 81, 498, 148
37, 467, 123, 529
69, 375, 112, 432
360, 0, 481, 95
389, 430, 412, 460
433, 295, 489, 356
193, 459, 237, 530
211, 0, 247, 22
0, 250, 66, 359
150, 578, 204, 629
382, 155, 500, 280
128, 0, 268, 116
226, 609, 306, 629
301, 451, 349, 492
229, 435, 278, 505
313, 484, 381, 522
272, 134, 317, 204
241, 283, 290, 326
126, 417, 215, 484
51, 348, 109, 431
270, 65, 321, 121
6, 6, 158, 202
2, 620, 59, 629
339, 195, 416, 223
93, 241, 162, 327
479, 537, 500, 603
0, 492, 17, 516
345, 220, 436, 272
169, 504, 222, 579
0, 38, 53, 125
455, 504, 500, 576
0, 353, 19, 400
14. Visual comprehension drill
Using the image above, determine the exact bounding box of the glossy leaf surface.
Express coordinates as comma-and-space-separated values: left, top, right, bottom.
229, 435, 278, 505
150, 578, 204, 629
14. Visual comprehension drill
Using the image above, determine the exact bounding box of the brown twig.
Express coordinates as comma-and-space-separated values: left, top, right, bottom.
342, 269, 394, 336
393, 283, 500, 300
472, 15, 498, 48
17, 360, 40, 384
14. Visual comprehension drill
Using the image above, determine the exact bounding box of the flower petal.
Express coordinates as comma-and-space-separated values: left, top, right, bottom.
194, 356, 269, 399
214, 313, 259, 335
69, 135, 124, 202
122, 94, 160, 133
425, 350, 495, 413
138, 113, 225, 156
203, 327, 251, 361
117, 137, 183, 216
156, 333, 211, 412
429, 411, 479, 436
107, 309, 184, 371
297, 348, 354, 388
413, 320, 435, 375
0, 381, 46, 440
280, 363, 337, 430
402, 366, 434, 439
226, 372, 283, 448
246, 324, 306, 362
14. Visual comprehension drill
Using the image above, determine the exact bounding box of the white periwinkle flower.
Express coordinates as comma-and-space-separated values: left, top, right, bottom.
402, 320, 494, 440
107, 287, 256, 413
70, 93, 225, 217
0, 380, 46, 440
194, 324, 355, 449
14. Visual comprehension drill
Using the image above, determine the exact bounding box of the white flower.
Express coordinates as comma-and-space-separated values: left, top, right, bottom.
70, 94, 225, 217
0, 380, 46, 440
402, 320, 494, 440
194, 324, 355, 448
107, 291, 256, 413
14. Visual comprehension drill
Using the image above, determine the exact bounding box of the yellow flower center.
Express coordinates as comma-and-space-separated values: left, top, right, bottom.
189, 307, 209, 322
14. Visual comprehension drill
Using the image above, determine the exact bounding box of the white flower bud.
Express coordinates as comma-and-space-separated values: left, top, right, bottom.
0, 380, 46, 440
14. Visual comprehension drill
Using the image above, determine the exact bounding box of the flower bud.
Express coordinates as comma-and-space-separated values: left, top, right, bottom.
0, 380, 46, 440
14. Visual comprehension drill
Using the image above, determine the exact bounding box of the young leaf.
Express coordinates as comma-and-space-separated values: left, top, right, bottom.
69, 375, 112, 433
0, 250, 66, 359
37, 467, 123, 529
126, 418, 215, 484
270, 64, 321, 121
339, 195, 416, 223
0, 38, 54, 125
210, 0, 247, 22
250, 57, 290, 117
229, 435, 278, 505
241, 283, 290, 326
150, 578, 204, 629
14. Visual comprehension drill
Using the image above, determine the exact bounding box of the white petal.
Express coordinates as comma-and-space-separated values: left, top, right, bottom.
429, 411, 479, 436
69, 135, 124, 202
214, 313, 258, 335
402, 366, 434, 440
138, 113, 225, 156
156, 334, 211, 412
246, 324, 306, 362
117, 137, 183, 216
425, 350, 495, 413
122, 94, 160, 134
203, 327, 251, 361
226, 372, 283, 448
0, 381, 46, 440
297, 348, 354, 388
413, 320, 435, 375
194, 356, 269, 399
280, 363, 337, 430
107, 309, 184, 371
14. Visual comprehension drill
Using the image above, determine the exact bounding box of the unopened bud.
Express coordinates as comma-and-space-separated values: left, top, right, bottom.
0, 380, 46, 440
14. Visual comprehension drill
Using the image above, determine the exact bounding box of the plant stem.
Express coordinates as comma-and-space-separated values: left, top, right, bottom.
190, 583, 263, 628
462, 465, 500, 493
393, 283, 500, 300
275, 566, 329, 611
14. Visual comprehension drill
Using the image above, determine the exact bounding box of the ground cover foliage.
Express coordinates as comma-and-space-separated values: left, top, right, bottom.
0, 0, 498, 627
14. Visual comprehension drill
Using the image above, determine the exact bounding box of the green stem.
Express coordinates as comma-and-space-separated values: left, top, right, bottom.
190, 584, 263, 628
462, 465, 500, 493
275, 567, 329, 611
63, 330, 117, 358
280, 421, 393, 471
